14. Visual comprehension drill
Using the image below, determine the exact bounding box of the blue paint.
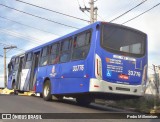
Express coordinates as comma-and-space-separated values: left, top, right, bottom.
7, 22, 148, 98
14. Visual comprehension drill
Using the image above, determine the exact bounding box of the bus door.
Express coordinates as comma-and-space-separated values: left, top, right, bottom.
20, 53, 32, 91
29, 52, 40, 91
16, 56, 24, 89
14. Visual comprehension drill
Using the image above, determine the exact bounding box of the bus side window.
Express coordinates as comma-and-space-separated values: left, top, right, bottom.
15, 57, 19, 64
60, 38, 72, 63
8, 62, 12, 75
11, 58, 15, 71
8, 58, 15, 72
49, 43, 60, 64
40, 46, 49, 66
25, 53, 32, 69
14, 57, 19, 70
86, 32, 91, 45
72, 31, 91, 60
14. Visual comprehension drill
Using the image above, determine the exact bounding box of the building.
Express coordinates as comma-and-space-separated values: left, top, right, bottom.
145, 73, 160, 95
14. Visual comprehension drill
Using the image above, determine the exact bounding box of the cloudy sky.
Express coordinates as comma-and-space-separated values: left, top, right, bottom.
0, 0, 160, 87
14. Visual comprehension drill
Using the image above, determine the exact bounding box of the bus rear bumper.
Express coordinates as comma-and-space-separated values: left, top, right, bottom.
89, 78, 145, 97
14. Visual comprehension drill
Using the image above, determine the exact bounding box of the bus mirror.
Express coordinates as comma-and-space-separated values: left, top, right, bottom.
8, 63, 10, 68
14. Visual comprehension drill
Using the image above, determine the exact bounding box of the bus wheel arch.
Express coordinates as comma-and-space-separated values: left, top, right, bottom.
12, 80, 16, 89
11, 80, 18, 95
42, 78, 52, 101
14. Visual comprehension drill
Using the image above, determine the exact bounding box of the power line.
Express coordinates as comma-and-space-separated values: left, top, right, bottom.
0, 4, 79, 29
0, 42, 25, 52
81, 0, 91, 20
83, 11, 90, 19
0, 30, 40, 45
0, 16, 60, 36
0, 41, 24, 51
77, 0, 81, 8
97, 14, 106, 21
83, 0, 86, 7
109, 0, 147, 22
15, 0, 90, 23
77, 0, 90, 20
77, 0, 98, 23
0, 26, 59, 49
0, 28, 43, 44
122, 2, 160, 24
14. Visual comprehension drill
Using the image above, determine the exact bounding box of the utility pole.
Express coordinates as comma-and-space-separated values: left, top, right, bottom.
152, 64, 159, 110
4, 48, 6, 88
79, 0, 98, 24
158, 66, 160, 89
3, 46, 17, 87
90, 0, 94, 23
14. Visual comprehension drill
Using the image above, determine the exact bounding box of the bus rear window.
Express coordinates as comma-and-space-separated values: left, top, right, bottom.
101, 24, 146, 57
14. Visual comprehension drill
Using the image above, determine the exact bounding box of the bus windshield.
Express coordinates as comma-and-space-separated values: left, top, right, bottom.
101, 24, 146, 57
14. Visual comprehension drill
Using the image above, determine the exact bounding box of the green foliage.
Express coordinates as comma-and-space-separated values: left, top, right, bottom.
112, 97, 160, 113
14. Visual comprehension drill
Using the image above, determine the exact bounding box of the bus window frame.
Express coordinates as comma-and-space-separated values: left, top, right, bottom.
39, 29, 92, 66
71, 29, 92, 61
8, 58, 15, 75
39, 46, 50, 67
13, 57, 20, 71
100, 23, 147, 58
15, 57, 19, 64
24, 52, 33, 69
59, 38, 72, 63
49, 42, 60, 65
26, 52, 32, 61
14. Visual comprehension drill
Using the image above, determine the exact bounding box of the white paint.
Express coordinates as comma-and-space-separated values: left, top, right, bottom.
72, 65, 84, 72
113, 55, 136, 61
49, 66, 57, 77
89, 78, 145, 96
20, 69, 29, 91
128, 70, 141, 77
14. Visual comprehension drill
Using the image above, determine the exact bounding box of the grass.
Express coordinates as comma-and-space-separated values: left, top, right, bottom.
108, 96, 160, 113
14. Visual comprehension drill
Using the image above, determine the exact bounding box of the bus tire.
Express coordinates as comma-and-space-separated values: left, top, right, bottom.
12, 82, 18, 95
76, 97, 93, 106
43, 80, 52, 101
40, 93, 43, 98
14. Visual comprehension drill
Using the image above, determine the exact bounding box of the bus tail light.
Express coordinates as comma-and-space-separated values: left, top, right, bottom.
95, 54, 102, 80
84, 74, 89, 78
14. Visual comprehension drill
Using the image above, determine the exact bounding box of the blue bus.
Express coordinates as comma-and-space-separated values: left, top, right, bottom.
7, 21, 148, 105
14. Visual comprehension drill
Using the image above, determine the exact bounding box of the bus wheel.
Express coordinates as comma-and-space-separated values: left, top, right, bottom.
76, 97, 93, 106
12, 82, 18, 95
43, 80, 52, 101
